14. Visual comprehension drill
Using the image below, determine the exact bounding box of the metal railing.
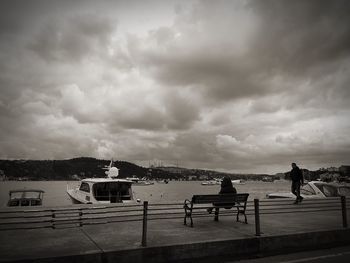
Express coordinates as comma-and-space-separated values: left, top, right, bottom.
252, 196, 348, 236
0, 196, 348, 247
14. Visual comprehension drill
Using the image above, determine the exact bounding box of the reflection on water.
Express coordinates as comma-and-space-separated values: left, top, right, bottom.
0, 180, 290, 207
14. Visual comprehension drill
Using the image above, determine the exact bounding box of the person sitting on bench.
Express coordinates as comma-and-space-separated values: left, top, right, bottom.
207, 176, 237, 214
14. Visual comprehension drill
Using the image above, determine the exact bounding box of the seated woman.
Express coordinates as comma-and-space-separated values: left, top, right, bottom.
207, 176, 237, 213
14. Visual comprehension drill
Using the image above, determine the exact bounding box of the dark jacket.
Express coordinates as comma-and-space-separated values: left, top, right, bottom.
290, 166, 304, 183
219, 177, 237, 194
216, 177, 237, 208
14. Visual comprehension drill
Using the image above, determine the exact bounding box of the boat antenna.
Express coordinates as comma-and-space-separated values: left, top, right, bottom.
104, 159, 119, 178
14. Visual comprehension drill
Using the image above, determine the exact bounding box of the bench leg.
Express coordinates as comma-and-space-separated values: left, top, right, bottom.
236, 208, 248, 224
214, 208, 219, 221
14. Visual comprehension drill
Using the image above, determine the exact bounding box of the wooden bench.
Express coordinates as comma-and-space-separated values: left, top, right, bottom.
183, 193, 249, 227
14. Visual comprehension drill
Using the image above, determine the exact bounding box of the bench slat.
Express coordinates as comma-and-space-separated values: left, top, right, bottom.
192, 193, 248, 204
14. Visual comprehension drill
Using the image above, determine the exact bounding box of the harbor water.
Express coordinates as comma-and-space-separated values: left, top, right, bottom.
0, 180, 291, 207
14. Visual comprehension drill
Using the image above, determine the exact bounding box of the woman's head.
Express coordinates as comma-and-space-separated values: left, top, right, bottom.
221, 176, 232, 187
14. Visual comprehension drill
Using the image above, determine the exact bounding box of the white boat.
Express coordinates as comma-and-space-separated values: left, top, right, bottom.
66, 160, 137, 204
7, 189, 44, 207
231, 179, 246, 185
126, 175, 154, 186
201, 179, 221, 186
266, 181, 350, 199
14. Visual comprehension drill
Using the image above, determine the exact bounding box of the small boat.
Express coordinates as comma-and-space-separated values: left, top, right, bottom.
231, 179, 246, 185
201, 179, 221, 186
7, 189, 44, 207
125, 176, 154, 186
67, 160, 138, 204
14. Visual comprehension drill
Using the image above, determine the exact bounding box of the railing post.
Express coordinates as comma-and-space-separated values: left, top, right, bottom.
142, 201, 148, 247
254, 199, 261, 236
51, 209, 55, 229
341, 196, 347, 228
79, 208, 83, 227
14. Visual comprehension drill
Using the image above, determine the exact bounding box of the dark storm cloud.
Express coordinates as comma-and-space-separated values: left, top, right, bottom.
30, 14, 115, 62
132, 0, 350, 106
107, 90, 200, 132
249, 0, 350, 73
140, 51, 264, 101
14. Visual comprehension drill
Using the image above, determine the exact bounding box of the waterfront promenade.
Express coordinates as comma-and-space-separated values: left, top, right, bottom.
0, 198, 349, 263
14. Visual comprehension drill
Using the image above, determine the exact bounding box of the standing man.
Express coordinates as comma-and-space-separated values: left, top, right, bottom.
290, 163, 304, 204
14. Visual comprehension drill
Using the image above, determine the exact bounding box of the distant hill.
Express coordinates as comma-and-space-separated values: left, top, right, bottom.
0, 158, 148, 180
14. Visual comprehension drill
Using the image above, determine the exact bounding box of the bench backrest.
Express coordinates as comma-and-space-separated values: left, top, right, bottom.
191, 193, 249, 204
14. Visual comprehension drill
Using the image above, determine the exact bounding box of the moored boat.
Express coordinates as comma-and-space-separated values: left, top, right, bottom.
266, 181, 350, 199
125, 175, 154, 186
7, 189, 44, 207
231, 179, 246, 185
201, 179, 221, 186
66, 160, 138, 204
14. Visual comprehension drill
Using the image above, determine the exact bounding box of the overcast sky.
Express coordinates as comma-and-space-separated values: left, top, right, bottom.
0, 0, 349, 174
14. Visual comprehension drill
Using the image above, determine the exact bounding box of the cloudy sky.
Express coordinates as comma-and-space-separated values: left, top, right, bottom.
0, 0, 349, 174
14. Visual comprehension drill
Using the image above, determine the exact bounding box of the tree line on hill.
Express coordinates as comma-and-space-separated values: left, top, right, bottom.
0, 158, 146, 180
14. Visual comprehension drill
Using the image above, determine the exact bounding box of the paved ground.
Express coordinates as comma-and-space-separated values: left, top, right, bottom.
0, 200, 348, 262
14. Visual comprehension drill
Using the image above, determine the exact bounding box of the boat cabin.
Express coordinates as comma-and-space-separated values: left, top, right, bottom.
7, 189, 44, 207
75, 179, 134, 204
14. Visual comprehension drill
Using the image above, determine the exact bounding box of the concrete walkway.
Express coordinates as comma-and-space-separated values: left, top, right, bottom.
0, 203, 349, 262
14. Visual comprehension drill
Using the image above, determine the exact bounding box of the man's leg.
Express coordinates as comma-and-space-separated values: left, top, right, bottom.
296, 182, 303, 202
291, 181, 298, 204
214, 207, 219, 221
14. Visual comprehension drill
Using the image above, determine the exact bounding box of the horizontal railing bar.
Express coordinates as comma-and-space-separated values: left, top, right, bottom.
0, 225, 53, 231
0, 214, 52, 220
53, 217, 82, 223
260, 208, 341, 215
82, 218, 142, 225
260, 197, 340, 203
0, 204, 143, 214
82, 214, 143, 221
54, 215, 82, 218
259, 208, 342, 214
259, 205, 341, 211
148, 203, 184, 206
0, 219, 53, 225
148, 212, 185, 217
83, 208, 143, 215
259, 201, 340, 207
52, 225, 80, 229
52, 220, 81, 225
148, 207, 186, 212
0, 209, 53, 214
